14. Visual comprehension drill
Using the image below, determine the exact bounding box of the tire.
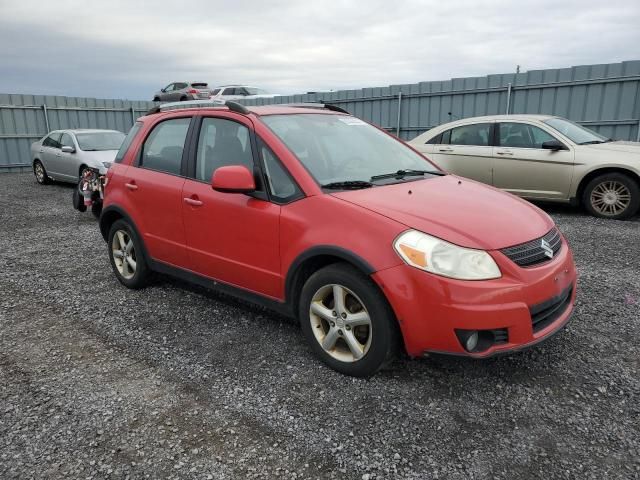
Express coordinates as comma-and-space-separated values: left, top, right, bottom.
72, 186, 87, 212
298, 263, 399, 377
33, 160, 50, 185
107, 219, 150, 289
180, 96, 187, 101
582, 172, 640, 220
91, 201, 102, 218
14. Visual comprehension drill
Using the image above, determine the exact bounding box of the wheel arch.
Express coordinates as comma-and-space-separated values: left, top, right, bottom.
99, 205, 152, 264
576, 167, 640, 204
284, 246, 376, 319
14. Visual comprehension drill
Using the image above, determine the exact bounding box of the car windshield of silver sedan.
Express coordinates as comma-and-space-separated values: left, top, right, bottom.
543, 118, 610, 145
262, 114, 441, 189
76, 131, 126, 151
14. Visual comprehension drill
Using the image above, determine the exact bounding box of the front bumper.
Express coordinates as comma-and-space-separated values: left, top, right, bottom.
372, 237, 577, 357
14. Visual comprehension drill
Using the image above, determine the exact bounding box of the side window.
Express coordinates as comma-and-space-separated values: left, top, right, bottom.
222, 88, 235, 95
43, 132, 62, 148
450, 123, 491, 146
426, 133, 442, 145
499, 123, 558, 149
114, 122, 142, 163
140, 118, 191, 175
259, 139, 302, 203
163, 84, 174, 92
211, 88, 221, 95
176, 83, 188, 90
60, 133, 74, 149
195, 117, 254, 182
441, 129, 451, 145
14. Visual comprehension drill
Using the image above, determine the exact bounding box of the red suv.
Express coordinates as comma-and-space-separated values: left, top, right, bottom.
100, 101, 577, 377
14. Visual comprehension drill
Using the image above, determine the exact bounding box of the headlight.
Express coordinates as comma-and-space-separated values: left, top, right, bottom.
102, 161, 112, 169
394, 230, 501, 280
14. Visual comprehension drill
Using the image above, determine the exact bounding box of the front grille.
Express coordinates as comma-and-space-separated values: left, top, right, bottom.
530, 286, 573, 333
501, 228, 562, 267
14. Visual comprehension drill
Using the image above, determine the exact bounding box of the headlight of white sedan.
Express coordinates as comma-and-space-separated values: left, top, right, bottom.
394, 230, 501, 280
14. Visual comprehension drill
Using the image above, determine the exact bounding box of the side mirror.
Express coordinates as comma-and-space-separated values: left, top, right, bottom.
61, 145, 75, 153
211, 165, 255, 193
542, 140, 568, 151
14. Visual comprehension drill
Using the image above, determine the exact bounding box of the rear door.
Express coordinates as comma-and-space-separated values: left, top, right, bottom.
181, 114, 283, 298
41, 132, 63, 177
427, 122, 494, 184
492, 121, 574, 200
120, 116, 193, 266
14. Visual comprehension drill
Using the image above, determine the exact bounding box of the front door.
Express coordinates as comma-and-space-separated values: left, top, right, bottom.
181, 115, 282, 299
59, 132, 78, 180
492, 122, 575, 200
428, 122, 494, 185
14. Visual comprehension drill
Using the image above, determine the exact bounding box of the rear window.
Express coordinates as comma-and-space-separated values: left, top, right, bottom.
114, 123, 142, 163
191, 83, 208, 88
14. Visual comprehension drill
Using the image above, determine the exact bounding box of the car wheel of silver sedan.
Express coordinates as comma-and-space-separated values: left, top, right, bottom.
583, 173, 640, 220
299, 263, 399, 377
33, 160, 50, 185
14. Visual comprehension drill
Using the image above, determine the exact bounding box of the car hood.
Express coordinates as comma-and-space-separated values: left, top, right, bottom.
581, 141, 640, 155
331, 175, 554, 250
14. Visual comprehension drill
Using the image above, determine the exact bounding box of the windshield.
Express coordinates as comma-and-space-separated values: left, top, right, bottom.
543, 118, 608, 145
76, 131, 125, 151
261, 114, 438, 185
245, 87, 268, 95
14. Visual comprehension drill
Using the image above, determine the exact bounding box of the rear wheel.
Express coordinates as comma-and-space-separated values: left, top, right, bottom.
299, 263, 399, 377
583, 173, 640, 220
108, 219, 150, 289
33, 160, 50, 185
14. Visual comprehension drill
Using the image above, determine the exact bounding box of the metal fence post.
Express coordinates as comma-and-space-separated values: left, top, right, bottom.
396, 92, 402, 137
637, 120, 640, 143
130, 106, 136, 127
42, 104, 50, 133
505, 83, 512, 115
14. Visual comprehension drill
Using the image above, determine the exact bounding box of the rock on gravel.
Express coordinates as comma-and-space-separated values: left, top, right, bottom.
0, 173, 639, 479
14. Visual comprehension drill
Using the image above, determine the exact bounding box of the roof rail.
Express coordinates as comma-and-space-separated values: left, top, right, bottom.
153, 99, 250, 115
278, 102, 350, 114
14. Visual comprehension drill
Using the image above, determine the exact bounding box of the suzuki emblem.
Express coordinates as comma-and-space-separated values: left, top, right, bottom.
541, 238, 554, 259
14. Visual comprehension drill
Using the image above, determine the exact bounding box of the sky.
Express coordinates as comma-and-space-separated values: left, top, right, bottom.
0, 0, 639, 101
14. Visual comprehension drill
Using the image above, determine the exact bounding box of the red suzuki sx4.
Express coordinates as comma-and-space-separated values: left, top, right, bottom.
100, 101, 577, 377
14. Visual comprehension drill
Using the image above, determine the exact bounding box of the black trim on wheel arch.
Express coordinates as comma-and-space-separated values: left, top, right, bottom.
284, 246, 376, 304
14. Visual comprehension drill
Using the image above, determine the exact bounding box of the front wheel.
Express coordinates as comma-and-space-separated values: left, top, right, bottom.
299, 264, 399, 377
107, 219, 150, 289
583, 173, 640, 220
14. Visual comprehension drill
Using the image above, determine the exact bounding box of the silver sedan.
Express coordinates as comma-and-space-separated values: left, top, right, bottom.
30, 129, 125, 184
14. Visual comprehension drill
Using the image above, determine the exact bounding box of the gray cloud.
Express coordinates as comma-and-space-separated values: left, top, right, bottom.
0, 0, 638, 100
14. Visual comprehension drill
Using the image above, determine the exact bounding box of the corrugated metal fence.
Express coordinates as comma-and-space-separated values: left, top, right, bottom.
0, 94, 154, 171
243, 60, 640, 142
1, 60, 639, 172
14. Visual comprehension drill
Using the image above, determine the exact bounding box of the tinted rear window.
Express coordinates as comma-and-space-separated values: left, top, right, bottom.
191, 83, 208, 88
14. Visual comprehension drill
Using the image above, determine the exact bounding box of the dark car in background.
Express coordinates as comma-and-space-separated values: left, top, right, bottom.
153, 82, 211, 102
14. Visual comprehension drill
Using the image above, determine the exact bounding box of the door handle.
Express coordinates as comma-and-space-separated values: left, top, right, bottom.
184, 197, 203, 207
125, 182, 138, 191
438, 147, 454, 152
496, 150, 513, 156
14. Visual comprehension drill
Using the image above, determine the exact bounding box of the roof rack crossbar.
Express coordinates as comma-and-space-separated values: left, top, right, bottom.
153, 99, 250, 115
276, 102, 350, 114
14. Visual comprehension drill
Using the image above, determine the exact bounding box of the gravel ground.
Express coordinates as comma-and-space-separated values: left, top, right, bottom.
0, 172, 639, 480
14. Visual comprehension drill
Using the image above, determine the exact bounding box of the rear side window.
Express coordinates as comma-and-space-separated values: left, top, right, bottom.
449, 123, 491, 146
195, 117, 254, 182
43, 132, 62, 148
140, 118, 191, 175
211, 88, 221, 95
114, 122, 142, 163
426, 133, 442, 144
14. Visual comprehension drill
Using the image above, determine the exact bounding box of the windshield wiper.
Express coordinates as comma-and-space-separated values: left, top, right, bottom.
370, 169, 445, 181
321, 180, 373, 190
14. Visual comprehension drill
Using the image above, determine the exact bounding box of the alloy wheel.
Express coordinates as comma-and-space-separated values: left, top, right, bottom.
590, 180, 631, 217
309, 284, 372, 363
34, 162, 45, 183
111, 229, 137, 280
